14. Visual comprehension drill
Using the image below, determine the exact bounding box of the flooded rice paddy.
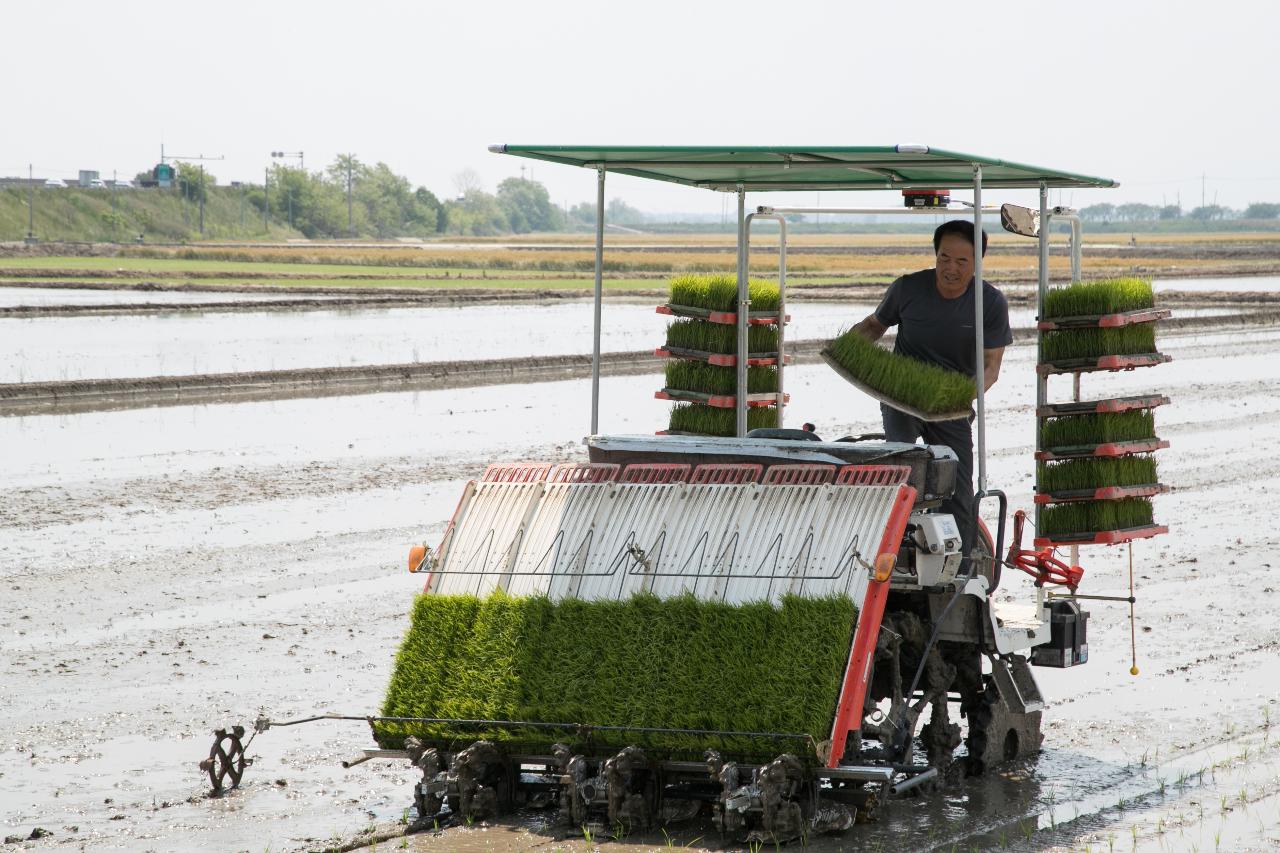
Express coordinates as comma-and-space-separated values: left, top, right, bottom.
4, 277, 1280, 851
1, 275, 1267, 384
0, 286, 347, 308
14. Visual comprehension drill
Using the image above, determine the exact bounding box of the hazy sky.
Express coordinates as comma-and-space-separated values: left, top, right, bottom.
5, 0, 1276, 214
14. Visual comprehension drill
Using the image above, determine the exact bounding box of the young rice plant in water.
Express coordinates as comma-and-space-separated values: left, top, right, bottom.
824, 329, 975, 415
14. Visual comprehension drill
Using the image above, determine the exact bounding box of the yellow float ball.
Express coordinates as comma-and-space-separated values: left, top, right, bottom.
1130, 665, 1140, 676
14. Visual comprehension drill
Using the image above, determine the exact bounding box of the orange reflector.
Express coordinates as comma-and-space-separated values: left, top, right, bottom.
408, 544, 427, 573
873, 553, 896, 582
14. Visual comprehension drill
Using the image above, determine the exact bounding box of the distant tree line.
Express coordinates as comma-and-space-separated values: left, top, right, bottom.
136, 156, 1280, 237
1080, 201, 1280, 223
149, 157, 602, 239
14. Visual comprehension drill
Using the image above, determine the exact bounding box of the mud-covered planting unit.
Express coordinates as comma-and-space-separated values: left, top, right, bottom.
207, 146, 1169, 845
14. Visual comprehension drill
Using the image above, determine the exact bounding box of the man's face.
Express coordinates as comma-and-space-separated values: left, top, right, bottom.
934, 233, 975, 295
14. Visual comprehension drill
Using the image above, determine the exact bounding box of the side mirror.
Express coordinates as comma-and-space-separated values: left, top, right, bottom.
1000, 203, 1040, 238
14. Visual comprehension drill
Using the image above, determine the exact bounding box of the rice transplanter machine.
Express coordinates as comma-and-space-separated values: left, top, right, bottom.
207, 146, 1169, 843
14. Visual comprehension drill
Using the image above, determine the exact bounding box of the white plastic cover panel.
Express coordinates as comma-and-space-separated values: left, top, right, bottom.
427, 479, 905, 605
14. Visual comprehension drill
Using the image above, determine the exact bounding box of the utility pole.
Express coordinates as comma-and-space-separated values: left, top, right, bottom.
168, 152, 224, 237
27, 163, 35, 242
270, 151, 304, 233
346, 161, 353, 236
198, 164, 205, 235
264, 166, 270, 232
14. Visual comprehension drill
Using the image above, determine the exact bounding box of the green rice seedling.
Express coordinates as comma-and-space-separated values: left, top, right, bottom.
667, 403, 778, 436
668, 274, 781, 312
1041, 325, 1157, 361
1039, 498, 1154, 537
824, 328, 975, 415
1040, 411, 1156, 449
1037, 457, 1159, 493
375, 591, 858, 760
664, 361, 778, 396
1043, 278, 1155, 319
664, 319, 780, 355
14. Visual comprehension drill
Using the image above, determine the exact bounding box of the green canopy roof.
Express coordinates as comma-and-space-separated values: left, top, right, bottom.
489, 144, 1117, 192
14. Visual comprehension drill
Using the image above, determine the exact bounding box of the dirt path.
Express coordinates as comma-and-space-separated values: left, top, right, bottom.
3, 324, 1280, 851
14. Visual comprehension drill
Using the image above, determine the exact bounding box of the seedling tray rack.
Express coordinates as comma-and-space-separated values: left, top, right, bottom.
1035, 523, 1169, 548
1037, 352, 1172, 375
657, 303, 789, 326
656, 388, 789, 408
1037, 308, 1171, 331
1036, 395, 1170, 418
654, 346, 788, 367
1034, 483, 1170, 504
1035, 438, 1170, 461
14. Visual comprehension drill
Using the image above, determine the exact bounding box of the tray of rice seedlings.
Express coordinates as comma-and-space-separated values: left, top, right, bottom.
1042, 325, 1157, 361
661, 274, 788, 325
663, 403, 779, 436
1037, 394, 1170, 418
1039, 277, 1169, 329
1036, 409, 1169, 459
660, 320, 778, 356
821, 328, 975, 421
1035, 497, 1167, 546
658, 361, 784, 408
375, 590, 859, 762
1035, 456, 1167, 503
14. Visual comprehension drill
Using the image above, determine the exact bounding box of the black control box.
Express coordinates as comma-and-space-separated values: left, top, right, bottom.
1031, 600, 1089, 667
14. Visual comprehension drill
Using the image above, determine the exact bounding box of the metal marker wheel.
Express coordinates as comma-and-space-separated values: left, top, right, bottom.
200, 726, 248, 793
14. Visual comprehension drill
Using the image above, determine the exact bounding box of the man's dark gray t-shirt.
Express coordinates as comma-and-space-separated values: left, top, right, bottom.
873, 268, 1013, 377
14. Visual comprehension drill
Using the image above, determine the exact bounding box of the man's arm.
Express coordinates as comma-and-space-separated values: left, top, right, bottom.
982, 346, 1005, 392
852, 313, 887, 343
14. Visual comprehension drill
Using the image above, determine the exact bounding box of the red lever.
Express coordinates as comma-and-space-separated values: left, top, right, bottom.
1006, 509, 1085, 590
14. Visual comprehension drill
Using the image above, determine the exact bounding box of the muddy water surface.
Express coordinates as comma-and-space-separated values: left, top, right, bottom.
4, 324, 1280, 851
0, 286, 348, 307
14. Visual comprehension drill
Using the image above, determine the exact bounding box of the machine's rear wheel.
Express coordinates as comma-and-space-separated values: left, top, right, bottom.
964, 675, 1043, 776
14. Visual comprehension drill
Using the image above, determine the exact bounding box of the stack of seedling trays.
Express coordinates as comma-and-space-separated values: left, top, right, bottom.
655, 274, 787, 436
1034, 278, 1171, 547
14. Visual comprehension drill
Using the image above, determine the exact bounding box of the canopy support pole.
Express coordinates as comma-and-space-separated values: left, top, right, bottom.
590, 166, 605, 435
745, 212, 788, 416
1036, 183, 1049, 537
735, 186, 747, 437
972, 165, 986, 494
971, 165, 1007, 564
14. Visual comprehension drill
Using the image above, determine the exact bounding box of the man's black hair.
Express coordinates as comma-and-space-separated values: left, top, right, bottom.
933, 219, 988, 256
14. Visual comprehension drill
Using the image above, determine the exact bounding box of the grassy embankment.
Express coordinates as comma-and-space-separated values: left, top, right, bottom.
0, 186, 301, 243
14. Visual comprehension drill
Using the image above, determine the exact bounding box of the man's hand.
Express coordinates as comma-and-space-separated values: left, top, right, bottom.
852, 313, 887, 343
982, 346, 1005, 392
